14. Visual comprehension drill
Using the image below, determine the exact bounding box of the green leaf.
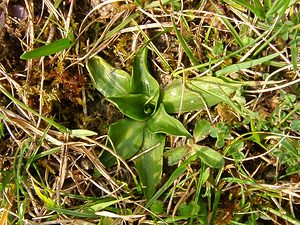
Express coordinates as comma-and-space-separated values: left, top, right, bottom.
193, 119, 211, 142
226, 140, 245, 161
193, 145, 225, 169
71, 129, 97, 137
210, 122, 233, 148
147, 104, 191, 137
131, 48, 160, 111
163, 76, 240, 113
33, 184, 55, 207
164, 145, 189, 166
100, 118, 145, 167
108, 94, 149, 121
178, 201, 200, 217
290, 120, 300, 131
20, 38, 73, 60
280, 138, 300, 160
87, 56, 131, 97
150, 200, 164, 214
212, 41, 224, 57
135, 130, 166, 199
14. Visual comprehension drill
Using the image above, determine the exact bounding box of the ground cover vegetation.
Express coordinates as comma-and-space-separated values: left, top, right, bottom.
0, 0, 299, 224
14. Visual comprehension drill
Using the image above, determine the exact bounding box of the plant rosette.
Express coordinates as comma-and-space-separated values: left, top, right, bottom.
87, 47, 240, 199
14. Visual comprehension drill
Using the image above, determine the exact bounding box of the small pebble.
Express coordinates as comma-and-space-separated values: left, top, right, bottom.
8, 4, 27, 20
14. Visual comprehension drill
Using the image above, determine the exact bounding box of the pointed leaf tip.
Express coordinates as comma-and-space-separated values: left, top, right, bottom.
147, 104, 191, 137
87, 56, 131, 97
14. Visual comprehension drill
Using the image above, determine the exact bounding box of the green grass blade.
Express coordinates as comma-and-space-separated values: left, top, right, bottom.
89, 198, 129, 212
20, 38, 73, 60
209, 190, 221, 225
14, 140, 30, 224
261, 207, 300, 225
232, 0, 265, 19
172, 17, 200, 67
24, 124, 51, 171
104, 13, 140, 41
264, 0, 272, 10
290, 29, 299, 71
253, 26, 283, 56
48, 206, 100, 218
215, 51, 282, 76
265, 0, 290, 18
32, 147, 61, 162
132, 20, 173, 72
172, 30, 269, 77
253, 0, 265, 15
145, 153, 198, 208
211, 1, 244, 47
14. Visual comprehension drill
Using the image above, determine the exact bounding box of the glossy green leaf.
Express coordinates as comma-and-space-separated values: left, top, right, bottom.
20, 38, 73, 60
131, 48, 160, 111
100, 118, 145, 167
135, 130, 166, 199
87, 56, 131, 97
147, 104, 191, 137
163, 76, 240, 113
108, 94, 149, 121
193, 145, 225, 169
193, 119, 211, 142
